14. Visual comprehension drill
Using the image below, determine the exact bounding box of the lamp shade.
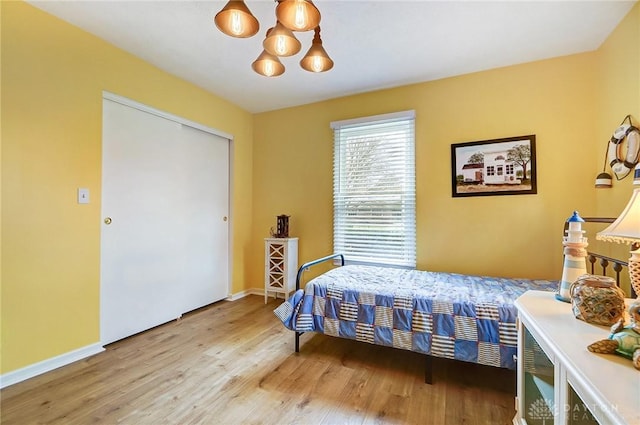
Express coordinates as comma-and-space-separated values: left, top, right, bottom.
214, 1, 259, 38
300, 27, 333, 73
596, 188, 640, 244
263, 22, 301, 57
276, 0, 321, 32
251, 50, 285, 77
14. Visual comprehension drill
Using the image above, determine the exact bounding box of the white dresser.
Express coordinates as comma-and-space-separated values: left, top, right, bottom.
264, 237, 298, 304
513, 290, 639, 425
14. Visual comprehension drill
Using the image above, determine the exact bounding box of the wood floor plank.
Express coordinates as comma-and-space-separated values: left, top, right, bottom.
1, 296, 517, 424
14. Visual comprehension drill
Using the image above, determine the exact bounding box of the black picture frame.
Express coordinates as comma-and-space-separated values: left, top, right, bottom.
451, 135, 537, 198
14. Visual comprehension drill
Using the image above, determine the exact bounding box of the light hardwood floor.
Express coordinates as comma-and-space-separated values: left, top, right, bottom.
1, 295, 516, 424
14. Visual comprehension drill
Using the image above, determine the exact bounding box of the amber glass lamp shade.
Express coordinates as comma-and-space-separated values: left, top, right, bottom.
214, 1, 259, 38
263, 22, 301, 57
252, 50, 285, 77
276, 0, 321, 32
300, 27, 333, 73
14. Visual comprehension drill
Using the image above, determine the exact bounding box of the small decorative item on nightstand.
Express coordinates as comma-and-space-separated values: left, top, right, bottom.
557, 211, 588, 302
588, 301, 640, 370
270, 214, 290, 238
570, 274, 625, 325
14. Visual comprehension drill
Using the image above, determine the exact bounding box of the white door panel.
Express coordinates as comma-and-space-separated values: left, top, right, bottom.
178, 124, 229, 312
101, 98, 229, 345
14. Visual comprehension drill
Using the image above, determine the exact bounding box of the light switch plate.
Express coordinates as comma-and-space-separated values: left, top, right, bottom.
78, 188, 90, 204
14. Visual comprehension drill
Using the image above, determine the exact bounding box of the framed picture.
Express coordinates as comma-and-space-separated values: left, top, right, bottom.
451, 135, 537, 198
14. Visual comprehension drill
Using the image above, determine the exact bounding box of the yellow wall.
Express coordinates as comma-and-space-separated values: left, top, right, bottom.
252, 3, 640, 288
1, 2, 253, 373
253, 54, 598, 284
588, 2, 640, 288
0, 1, 4, 374
594, 3, 640, 235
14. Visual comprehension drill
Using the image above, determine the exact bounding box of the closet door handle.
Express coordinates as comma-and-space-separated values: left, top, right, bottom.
104, 217, 112, 225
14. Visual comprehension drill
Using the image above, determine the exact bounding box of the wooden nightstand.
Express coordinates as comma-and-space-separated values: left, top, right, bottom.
513, 290, 639, 425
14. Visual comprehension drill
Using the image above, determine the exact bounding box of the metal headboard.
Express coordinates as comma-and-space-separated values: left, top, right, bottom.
566, 217, 635, 298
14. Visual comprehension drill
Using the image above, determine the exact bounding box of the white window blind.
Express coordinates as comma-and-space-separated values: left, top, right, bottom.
331, 111, 416, 268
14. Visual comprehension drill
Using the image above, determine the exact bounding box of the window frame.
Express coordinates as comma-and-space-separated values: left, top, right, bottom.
330, 110, 416, 268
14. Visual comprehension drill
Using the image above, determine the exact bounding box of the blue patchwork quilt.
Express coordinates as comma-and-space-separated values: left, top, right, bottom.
275, 265, 557, 369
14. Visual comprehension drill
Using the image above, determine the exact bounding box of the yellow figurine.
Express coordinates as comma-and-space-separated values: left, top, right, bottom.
588, 301, 640, 370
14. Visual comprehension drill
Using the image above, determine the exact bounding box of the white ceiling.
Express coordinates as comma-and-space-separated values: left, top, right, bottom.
28, 1, 636, 113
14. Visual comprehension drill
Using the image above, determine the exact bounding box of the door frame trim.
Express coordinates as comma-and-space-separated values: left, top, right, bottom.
103, 91, 234, 141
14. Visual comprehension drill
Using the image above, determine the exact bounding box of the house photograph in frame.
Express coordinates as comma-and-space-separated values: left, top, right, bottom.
451, 135, 537, 197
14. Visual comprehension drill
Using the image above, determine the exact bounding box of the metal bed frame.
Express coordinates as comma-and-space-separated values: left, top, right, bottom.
571, 217, 635, 297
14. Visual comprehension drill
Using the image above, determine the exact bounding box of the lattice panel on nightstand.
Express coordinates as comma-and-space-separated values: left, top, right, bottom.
268, 275, 284, 289
269, 244, 284, 258
269, 258, 284, 274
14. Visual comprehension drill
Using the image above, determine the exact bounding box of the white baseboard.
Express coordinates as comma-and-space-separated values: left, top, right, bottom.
227, 288, 263, 301
227, 288, 291, 302
0, 343, 104, 389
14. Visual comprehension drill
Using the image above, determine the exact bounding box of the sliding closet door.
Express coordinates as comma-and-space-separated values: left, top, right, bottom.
101, 97, 229, 345
178, 125, 229, 312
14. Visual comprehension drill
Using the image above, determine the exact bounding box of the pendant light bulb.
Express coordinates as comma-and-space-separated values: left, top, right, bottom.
252, 50, 285, 77
276, 0, 321, 32
263, 21, 301, 57
300, 27, 333, 73
214, 0, 259, 38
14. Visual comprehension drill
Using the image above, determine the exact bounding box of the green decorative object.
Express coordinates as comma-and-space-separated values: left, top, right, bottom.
588, 301, 640, 370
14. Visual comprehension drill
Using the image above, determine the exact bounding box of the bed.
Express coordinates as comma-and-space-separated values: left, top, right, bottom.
274, 218, 630, 384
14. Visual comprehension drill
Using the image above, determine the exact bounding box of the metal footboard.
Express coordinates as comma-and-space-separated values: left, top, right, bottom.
294, 253, 345, 352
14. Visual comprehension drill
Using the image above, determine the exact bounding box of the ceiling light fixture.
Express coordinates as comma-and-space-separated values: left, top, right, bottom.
276, 0, 321, 32
214, 0, 333, 77
300, 27, 333, 73
251, 49, 285, 77
263, 22, 301, 57
214, 1, 260, 38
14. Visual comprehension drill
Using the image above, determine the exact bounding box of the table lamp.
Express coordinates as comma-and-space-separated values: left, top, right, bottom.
596, 187, 640, 298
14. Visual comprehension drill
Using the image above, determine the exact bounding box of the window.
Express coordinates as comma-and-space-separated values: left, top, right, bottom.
487, 166, 495, 176
331, 111, 416, 268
